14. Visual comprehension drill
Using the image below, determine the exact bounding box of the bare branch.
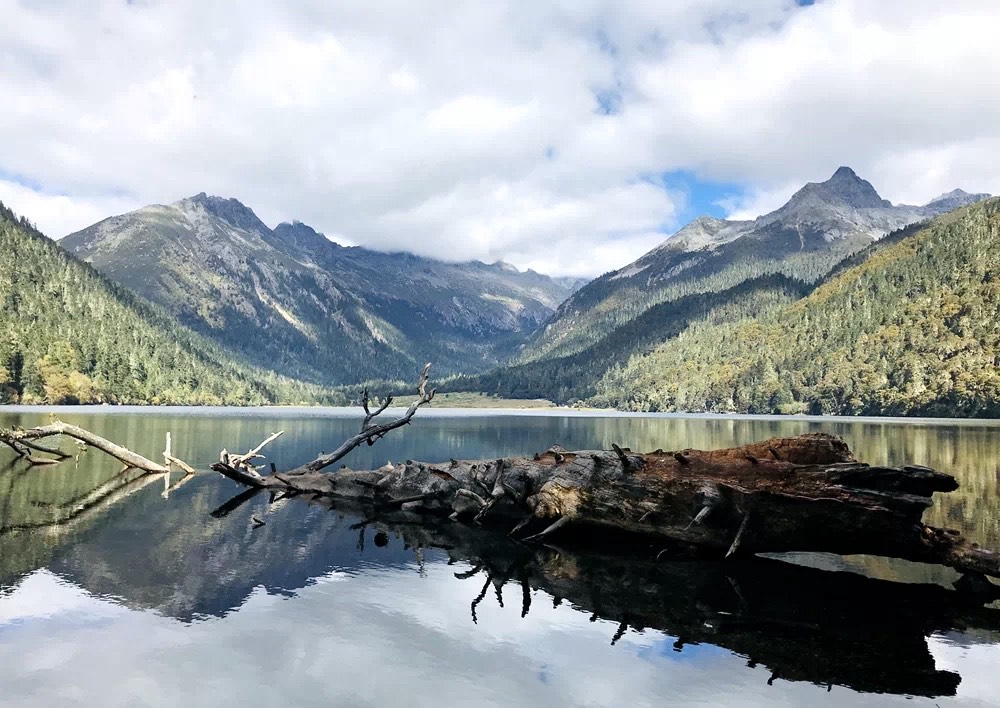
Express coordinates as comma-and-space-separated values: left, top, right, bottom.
1, 428, 74, 465
726, 510, 751, 558
361, 388, 393, 431
226, 431, 284, 475
165, 454, 196, 476
285, 364, 434, 476
162, 432, 197, 475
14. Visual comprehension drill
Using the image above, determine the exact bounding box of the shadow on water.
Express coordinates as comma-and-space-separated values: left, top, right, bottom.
2, 408, 1000, 703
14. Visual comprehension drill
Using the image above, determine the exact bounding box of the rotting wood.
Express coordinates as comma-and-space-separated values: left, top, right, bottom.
205, 363, 1000, 584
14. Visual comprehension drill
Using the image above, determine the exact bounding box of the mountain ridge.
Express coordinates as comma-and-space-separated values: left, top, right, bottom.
62, 194, 579, 385
589, 197, 1000, 417
518, 167, 991, 363
0, 200, 337, 405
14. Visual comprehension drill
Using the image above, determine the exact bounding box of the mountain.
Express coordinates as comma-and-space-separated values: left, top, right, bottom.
589, 198, 1000, 417
0, 202, 338, 405
442, 273, 809, 404
924, 188, 993, 212
520, 167, 991, 362
62, 194, 578, 385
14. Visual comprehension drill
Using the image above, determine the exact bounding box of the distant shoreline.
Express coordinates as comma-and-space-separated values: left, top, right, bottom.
1, 404, 999, 426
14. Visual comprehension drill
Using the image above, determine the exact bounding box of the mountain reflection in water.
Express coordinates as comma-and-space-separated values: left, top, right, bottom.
1, 408, 999, 707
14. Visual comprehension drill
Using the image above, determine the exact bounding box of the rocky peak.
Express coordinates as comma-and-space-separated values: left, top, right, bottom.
652, 215, 751, 255
492, 260, 520, 273
924, 188, 992, 212
787, 166, 891, 210
175, 193, 270, 234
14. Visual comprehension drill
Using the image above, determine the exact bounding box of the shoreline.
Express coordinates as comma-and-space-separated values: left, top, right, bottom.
2, 404, 999, 426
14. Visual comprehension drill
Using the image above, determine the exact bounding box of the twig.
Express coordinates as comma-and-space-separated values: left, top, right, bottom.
726, 510, 751, 558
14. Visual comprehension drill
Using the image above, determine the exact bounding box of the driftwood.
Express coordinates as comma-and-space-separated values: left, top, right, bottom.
0, 420, 173, 472
214, 432, 1000, 581
0, 420, 196, 491
207, 367, 1000, 586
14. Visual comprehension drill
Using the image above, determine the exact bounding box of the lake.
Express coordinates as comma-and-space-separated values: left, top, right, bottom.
1, 407, 999, 707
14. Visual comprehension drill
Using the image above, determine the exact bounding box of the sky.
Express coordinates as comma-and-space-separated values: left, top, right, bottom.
2, 0, 999, 277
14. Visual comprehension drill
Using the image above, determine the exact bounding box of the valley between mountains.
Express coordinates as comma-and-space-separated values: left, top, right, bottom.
2, 167, 997, 416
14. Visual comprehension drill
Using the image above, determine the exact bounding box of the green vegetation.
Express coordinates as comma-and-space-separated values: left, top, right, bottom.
447, 274, 809, 404
524, 229, 868, 363
590, 199, 1000, 417
394, 392, 555, 409
520, 168, 988, 365
0, 202, 343, 405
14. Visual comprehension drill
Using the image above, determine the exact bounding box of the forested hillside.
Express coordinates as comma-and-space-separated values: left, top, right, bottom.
448, 274, 809, 404
521, 168, 989, 363
0, 203, 340, 405
590, 199, 1000, 417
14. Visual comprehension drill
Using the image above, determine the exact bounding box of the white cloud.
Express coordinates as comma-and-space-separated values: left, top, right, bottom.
719, 182, 802, 221
0, 180, 141, 238
1, 0, 999, 277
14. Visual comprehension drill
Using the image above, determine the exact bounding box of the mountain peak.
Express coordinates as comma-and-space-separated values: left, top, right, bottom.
820, 166, 890, 207
272, 220, 343, 250
924, 188, 992, 211
782, 166, 890, 210
175, 193, 269, 233
650, 215, 750, 256
830, 166, 859, 180
492, 260, 520, 272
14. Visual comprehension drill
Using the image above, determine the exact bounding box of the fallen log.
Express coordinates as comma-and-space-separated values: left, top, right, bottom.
1, 420, 170, 472
1, 421, 194, 478
213, 412, 1000, 581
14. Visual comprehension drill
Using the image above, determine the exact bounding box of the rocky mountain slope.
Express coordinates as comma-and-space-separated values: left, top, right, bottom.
589, 198, 1000, 417
521, 167, 990, 362
0, 201, 336, 405
62, 194, 579, 384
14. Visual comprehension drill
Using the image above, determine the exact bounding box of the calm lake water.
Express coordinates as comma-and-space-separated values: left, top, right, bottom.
1, 407, 999, 707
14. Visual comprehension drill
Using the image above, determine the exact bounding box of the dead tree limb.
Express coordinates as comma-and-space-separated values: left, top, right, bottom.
225, 431, 284, 475
1, 420, 172, 472
287, 363, 434, 476
1, 421, 195, 476
163, 432, 197, 475
361, 389, 393, 430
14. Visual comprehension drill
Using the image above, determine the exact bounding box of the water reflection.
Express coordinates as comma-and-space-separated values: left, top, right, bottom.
1, 408, 999, 706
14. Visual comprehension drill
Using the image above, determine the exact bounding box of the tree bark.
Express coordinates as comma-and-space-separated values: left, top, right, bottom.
212, 432, 1000, 580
